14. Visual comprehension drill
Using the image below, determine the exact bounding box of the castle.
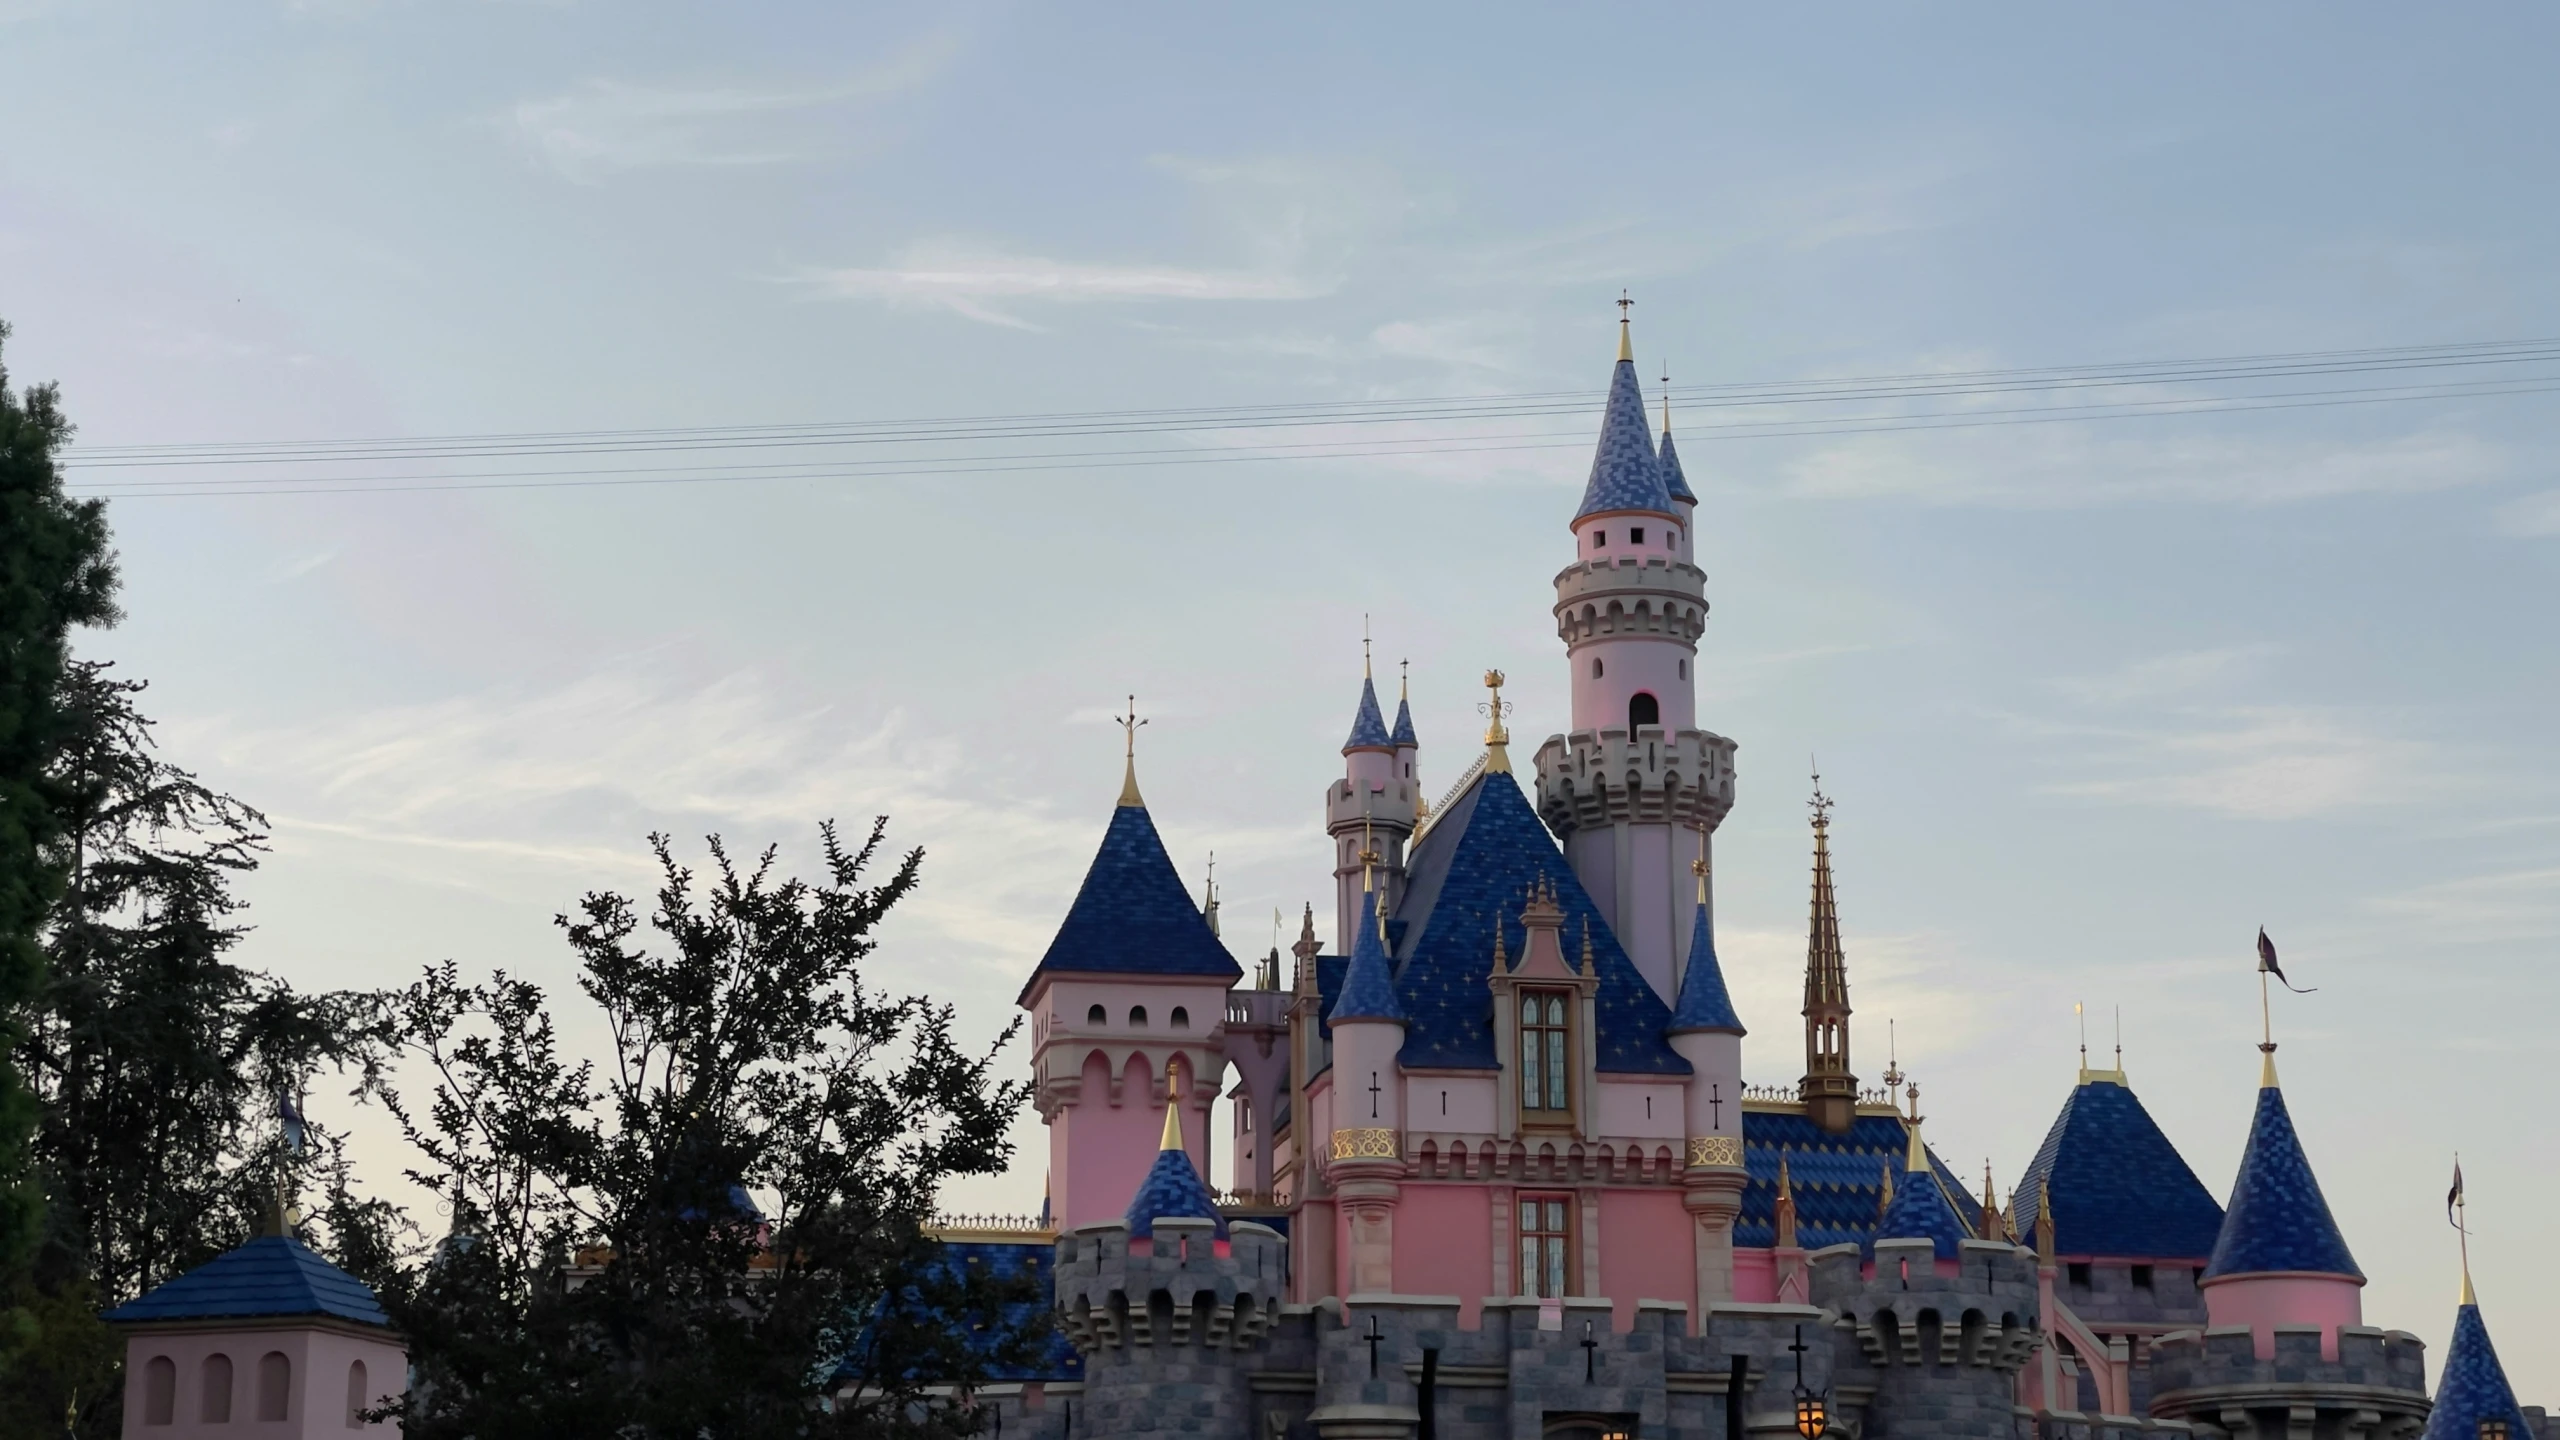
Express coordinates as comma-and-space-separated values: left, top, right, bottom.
94, 316, 2543, 1440
962, 312, 2547, 1440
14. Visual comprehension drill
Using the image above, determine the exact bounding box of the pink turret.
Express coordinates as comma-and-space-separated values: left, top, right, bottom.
2198, 1043, 2366, 1359
1325, 646, 1418, 953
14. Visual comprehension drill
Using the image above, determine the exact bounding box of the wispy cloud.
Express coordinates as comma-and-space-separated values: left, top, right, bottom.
791, 240, 1329, 330
2037, 705, 2444, 820
507, 30, 961, 184
2495, 488, 2560, 537
2047, 645, 2276, 707
2366, 865, 2560, 946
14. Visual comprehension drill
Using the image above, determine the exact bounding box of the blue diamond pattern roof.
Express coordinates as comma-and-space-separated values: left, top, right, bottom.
2013, 1077, 2224, 1261
1876, 1150, 1973, 1260
1328, 888, 1407, 1024
2203, 1083, 2361, 1280
1391, 695, 1417, 748
1019, 803, 1242, 1003
1124, 1141, 1226, 1240
1733, 1110, 1985, 1254
1668, 901, 1744, 1034
1383, 768, 1687, 1075
1576, 359, 1677, 521
1344, 677, 1392, 752
847, 1238, 1084, 1384
1659, 427, 1696, 505
2421, 1304, 2531, 1440
102, 1235, 392, 1328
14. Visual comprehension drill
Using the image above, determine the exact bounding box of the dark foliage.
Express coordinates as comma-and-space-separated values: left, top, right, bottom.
384, 822, 1042, 1440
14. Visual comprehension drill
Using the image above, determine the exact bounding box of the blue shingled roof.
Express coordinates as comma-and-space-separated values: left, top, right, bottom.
848, 1239, 1083, 1385
2013, 1076, 2223, 1261
1734, 1110, 1985, 1253
1659, 427, 1696, 505
2421, 1303, 2531, 1440
1667, 900, 1743, 1034
1391, 695, 1417, 749
1329, 888, 1406, 1024
103, 1235, 391, 1329
1344, 677, 1392, 752
1125, 1140, 1226, 1240
1575, 359, 1677, 520
2203, 1083, 2361, 1281
1876, 1147, 1972, 1260
1383, 768, 1688, 1075
1018, 803, 1242, 1004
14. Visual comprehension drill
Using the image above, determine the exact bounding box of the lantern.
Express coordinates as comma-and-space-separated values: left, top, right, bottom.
1794, 1392, 1827, 1440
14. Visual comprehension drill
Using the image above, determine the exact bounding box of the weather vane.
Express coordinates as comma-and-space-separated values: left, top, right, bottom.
1118, 695, 1146, 759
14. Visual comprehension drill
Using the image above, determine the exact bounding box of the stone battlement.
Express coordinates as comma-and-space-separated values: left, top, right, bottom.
2146, 1324, 2428, 1440
1532, 726, 1736, 835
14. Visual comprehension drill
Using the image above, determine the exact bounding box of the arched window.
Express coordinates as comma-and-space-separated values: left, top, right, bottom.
1086, 1003, 1107, 1026
1169, 1005, 1189, 1030
1591, 657, 1603, 679
346, 1360, 370, 1428
1129, 1005, 1148, 1028
142, 1356, 175, 1426
200, 1354, 234, 1423
258, 1351, 291, 1421
1520, 992, 1569, 1113
1628, 693, 1659, 730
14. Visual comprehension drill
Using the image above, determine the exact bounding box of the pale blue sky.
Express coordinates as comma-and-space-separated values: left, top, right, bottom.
5, 2, 2556, 1380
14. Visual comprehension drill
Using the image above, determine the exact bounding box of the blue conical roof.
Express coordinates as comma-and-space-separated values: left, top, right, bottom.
2014, 1075, 2224, 1261
1875, 1140, 1971, 1260
1344, 676, 1392, 752
1668, 900, 1743, 1034
1017, 803, 1242, 1003
102, 1235, 392, 1328
1125, 1128, 1225, 1240
1327, 888, 1406, 1025
1576, 359, 1677, 521
2203, 1082, 2361, 1280
2421, 1304, 2531, 1440
1659, 427, 1696, 504
1390, 695, 1417, 749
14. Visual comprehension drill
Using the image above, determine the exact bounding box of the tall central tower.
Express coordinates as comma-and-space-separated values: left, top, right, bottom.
1534, 307, 1737, 1002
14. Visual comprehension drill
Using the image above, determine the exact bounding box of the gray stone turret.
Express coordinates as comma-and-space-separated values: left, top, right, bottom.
1812, 1237, 2045, 1440
2146, 1323, 2428, 1440
1054, 1218, 1287, 1436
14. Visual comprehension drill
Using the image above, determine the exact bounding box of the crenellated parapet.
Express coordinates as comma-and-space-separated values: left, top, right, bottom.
1532, 727, 1736, 837
1810, 1238, 2045, 1440
2146, 1324, 2429, 1440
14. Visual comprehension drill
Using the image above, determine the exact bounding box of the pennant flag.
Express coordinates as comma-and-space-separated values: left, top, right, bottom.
278, 1088, 307, 1158
2258, 927, 2316, 993
2448, 1159, 2466, 1229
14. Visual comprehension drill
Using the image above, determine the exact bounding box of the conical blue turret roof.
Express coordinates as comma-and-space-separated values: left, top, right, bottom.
2014, 1075, 2223, 1261
2420, 1303, 2531, 1440
1125, 1120, 1226, 1240
1344, 676, 1393, 752
1659, 427, 1696, 505
1327, 888, 1406, 1025
1875, 1136, 1971, 1260
1017, 802, 1243, 1003
1667, 899, 1743, 1034
1576, 358, 1677, 521
2203, 1080, 2361, 1280
103, 1235, 392, 1328
1391, 695, 1417, 749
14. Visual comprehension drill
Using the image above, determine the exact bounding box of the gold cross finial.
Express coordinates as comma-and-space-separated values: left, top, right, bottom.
1363, 614, 1372, 678
1809, 757, 1833, 829
1691, 821, 1710, 903
1116, 695, 1148, 806
1399, 656, 1409, 700
1480, 669, 1513, 772
1616, 291, 1633, 361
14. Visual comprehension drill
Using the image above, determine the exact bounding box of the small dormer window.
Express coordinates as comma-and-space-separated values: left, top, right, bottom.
1520, 991, 1570, 1114
1630, 527, 1645, 544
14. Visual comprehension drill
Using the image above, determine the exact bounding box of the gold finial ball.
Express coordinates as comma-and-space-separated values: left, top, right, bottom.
1483, 668, 1505, 690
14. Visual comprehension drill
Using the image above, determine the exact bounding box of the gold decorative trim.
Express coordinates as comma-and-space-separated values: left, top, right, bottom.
1329, 1127, 1399, 1161
1687, 1135, 1743, 1168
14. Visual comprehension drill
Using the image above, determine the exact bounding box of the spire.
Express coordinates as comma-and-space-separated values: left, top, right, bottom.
1658, 363, 1696, 505
2420, 1302, 2532, 1440
1875, 1107, 1969, 1259
1391, 658, 1417, 748
1018, 759, 1243, 1005
1669, 832, 1744, 1033
1327, 879, 1406, 1025
1480, 668, 1513, 774
1617, 290, 1634, 361
1161, 1097, 1185, 1151
1773, 1153, 1799, 1249
1116, 695, 1147, 807
1344, 676, 1393, 752
2202, 1069, 2361, 1282
1799, 766, 1857, 1129
1576, 302, 1678, 521
1200, 851, 1220, 938
1124, 1105, 1224, 1239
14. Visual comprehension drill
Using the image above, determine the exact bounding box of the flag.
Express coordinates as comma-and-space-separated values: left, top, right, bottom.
2257, 927, 2316, 993
278, 1089, 307, 1158
2448, 1159, 2465, 1228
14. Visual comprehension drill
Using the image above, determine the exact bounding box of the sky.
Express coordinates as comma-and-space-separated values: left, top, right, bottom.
4, 0, 2557, 1385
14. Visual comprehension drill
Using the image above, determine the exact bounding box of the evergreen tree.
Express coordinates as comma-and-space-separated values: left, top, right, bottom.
381, 821, 1042, 1440
0, 320, 119, 1280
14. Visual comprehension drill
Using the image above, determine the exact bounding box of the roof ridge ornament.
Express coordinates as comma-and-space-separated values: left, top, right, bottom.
1479, 669, 1512, 774
1116, 694, 1147, 807
1617, 290, 1633, 362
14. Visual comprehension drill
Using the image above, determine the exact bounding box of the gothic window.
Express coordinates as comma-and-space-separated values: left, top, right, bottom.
1520, 992, 1570, 1114
1628, 692, 1660, 730
1087, 1004, 1107, 1026
1518, 1195, 1571, 1296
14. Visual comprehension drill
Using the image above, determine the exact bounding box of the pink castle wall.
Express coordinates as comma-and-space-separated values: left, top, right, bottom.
1051, 1049, 1208, 1231
120, 1323, 405, 1438
1731, 1247, 1778, 1303
1391, 1185, 1492, 1326
1597, 1190, 1693, 1330
2202, 1273, 2364, 1359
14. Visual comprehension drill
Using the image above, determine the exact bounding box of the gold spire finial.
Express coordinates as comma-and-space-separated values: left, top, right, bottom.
1580, 917, 1596, 977
1479, 669, 1512, 773
1160, 1099, 1184, 1152
1116, 695, 1148, 807
1903, 1087, 1928, 1172
1981, 1161, 2001, 1240
2036, 1178, 2056, 1261
1691, 821, 1710, 906
1616, 291, 1633, 362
